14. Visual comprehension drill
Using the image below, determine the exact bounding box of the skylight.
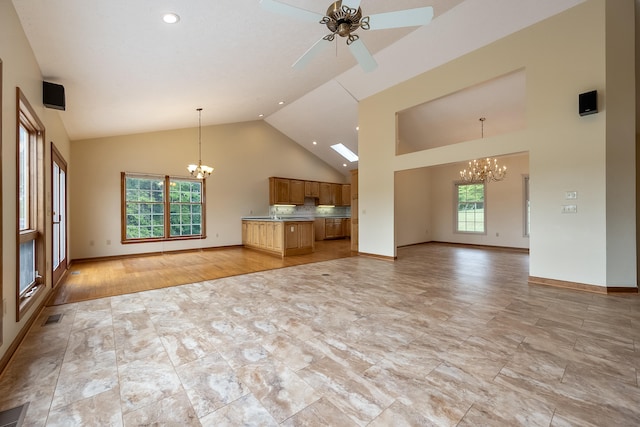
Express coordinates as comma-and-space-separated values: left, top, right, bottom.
331, 143, 358, 162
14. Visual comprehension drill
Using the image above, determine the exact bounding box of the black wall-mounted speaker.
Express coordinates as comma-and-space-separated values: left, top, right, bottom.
43, 81, 66, 111
579, 90, 597, 116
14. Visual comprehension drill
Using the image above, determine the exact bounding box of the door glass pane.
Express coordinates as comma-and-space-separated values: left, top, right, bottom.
60, 169, 66, 260
53, 163, 60, 268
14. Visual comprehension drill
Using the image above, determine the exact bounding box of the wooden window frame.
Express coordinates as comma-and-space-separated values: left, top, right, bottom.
121, 172, 206, 243
454, 182, 487, 235
16, 88, 46, 321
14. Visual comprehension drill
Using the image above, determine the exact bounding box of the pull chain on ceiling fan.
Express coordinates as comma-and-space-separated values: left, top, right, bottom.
260, 0, 434, 72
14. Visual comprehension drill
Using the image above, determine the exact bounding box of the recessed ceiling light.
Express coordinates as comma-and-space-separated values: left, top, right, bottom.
162, 13, 180, 24
331, 143, 359, 162
343, 163, 347, 167
278, 101, 285, 105
356, 126, 360, 131
258, 114, 264, 118
312, 141, 317, 145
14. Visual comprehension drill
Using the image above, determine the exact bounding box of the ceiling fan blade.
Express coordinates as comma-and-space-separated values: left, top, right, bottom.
259, 0, 324, 22
367, 6, 434, 30
348, 39, 377, 72
292, 37, 332, 70
341, 0, 362, 10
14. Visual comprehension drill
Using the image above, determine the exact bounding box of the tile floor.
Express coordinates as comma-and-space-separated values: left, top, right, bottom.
1, 244, 639, 426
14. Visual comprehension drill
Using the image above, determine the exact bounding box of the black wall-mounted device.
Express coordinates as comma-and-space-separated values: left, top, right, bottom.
43, 81, 66, 111
578, 90, 597, 116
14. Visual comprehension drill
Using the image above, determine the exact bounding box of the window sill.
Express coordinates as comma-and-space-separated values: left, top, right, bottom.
17, 284, 46, 322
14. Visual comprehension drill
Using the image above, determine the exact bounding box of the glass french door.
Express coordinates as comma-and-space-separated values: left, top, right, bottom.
51, 144, 67, 287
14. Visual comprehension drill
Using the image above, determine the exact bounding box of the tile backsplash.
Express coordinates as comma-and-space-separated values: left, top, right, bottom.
269, 198, 350, 218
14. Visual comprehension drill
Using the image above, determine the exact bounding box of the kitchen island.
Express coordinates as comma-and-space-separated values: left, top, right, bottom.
242, 217, 314, 257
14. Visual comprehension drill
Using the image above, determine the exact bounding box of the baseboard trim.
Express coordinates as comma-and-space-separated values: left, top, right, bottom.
358, 252, 396, 261
426, 241, 530, 253
0, 289, 51, 376
528, 276, 638, 294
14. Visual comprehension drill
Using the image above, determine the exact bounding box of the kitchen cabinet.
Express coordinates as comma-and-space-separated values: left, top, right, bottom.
269, 177, 304, 205
343, 218, 351, 237
319, 182, 332, 205
269, 177, 290, 205
341, 184, 351, 207
314, 218, 325, 241
314, 217, 350, 240
285, 222, 314, 254
243, 219, 312, 257
305, 181, 319, 198
325, 218, 343, 239
331, 183, 342, 206
270, 177, 349, 206
290, 179, 305, 205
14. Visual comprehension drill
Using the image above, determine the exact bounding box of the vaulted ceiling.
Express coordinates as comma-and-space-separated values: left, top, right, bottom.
13, 0, 586, 175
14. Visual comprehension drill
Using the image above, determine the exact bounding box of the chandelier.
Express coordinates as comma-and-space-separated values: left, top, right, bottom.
187, 108, 214, 179
459, 118, 507, 183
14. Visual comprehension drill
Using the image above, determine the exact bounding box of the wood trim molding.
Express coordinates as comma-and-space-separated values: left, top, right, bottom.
426, 241, 530, 253
0, 290, 50, 376
528, 276, 638, 294
358, 252, 396, 261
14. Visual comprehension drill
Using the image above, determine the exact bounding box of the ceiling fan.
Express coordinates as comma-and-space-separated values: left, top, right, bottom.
260, 0, 434, 72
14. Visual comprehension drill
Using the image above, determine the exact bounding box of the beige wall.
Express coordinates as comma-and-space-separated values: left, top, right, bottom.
395, 154, 529, 249
360, 0, 636, 287
70, 120, 345, 259
1, 1, 72, 360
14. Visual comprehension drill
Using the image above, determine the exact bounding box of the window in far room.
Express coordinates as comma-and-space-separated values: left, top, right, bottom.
455, 182, 486, 234
17, 88, 46, 320
121, 173, 205, 243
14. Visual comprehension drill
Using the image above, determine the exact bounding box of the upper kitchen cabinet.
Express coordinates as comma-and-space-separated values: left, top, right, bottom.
270, 177, 289, 205
305, 181, 319, 198
269, 177, 304, 205
270, 177, 350, 206
290, 180, 305, 205
319, 182, 332, 205
341, 184, 351, 207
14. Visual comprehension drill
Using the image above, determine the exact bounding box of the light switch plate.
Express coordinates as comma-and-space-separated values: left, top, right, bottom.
565, 191, 577, 200
561, 204, 577, 214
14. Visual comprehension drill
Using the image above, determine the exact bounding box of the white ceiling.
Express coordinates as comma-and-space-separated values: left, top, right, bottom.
12, 0, 586, 176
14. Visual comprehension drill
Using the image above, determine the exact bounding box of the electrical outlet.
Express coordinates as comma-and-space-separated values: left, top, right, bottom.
565, 191, 578, 200
561, 204, 577, 214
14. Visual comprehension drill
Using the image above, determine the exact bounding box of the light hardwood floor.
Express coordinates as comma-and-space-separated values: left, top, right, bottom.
2, 242, 639, 426
49, 239, 356, 306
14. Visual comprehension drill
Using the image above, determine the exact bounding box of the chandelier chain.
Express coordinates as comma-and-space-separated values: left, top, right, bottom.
187, 107, 213, 179
458, 117, 506, 183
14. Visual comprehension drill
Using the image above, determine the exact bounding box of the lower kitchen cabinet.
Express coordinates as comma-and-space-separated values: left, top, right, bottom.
314, 217, 350, 241
243, 220, 313, 257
